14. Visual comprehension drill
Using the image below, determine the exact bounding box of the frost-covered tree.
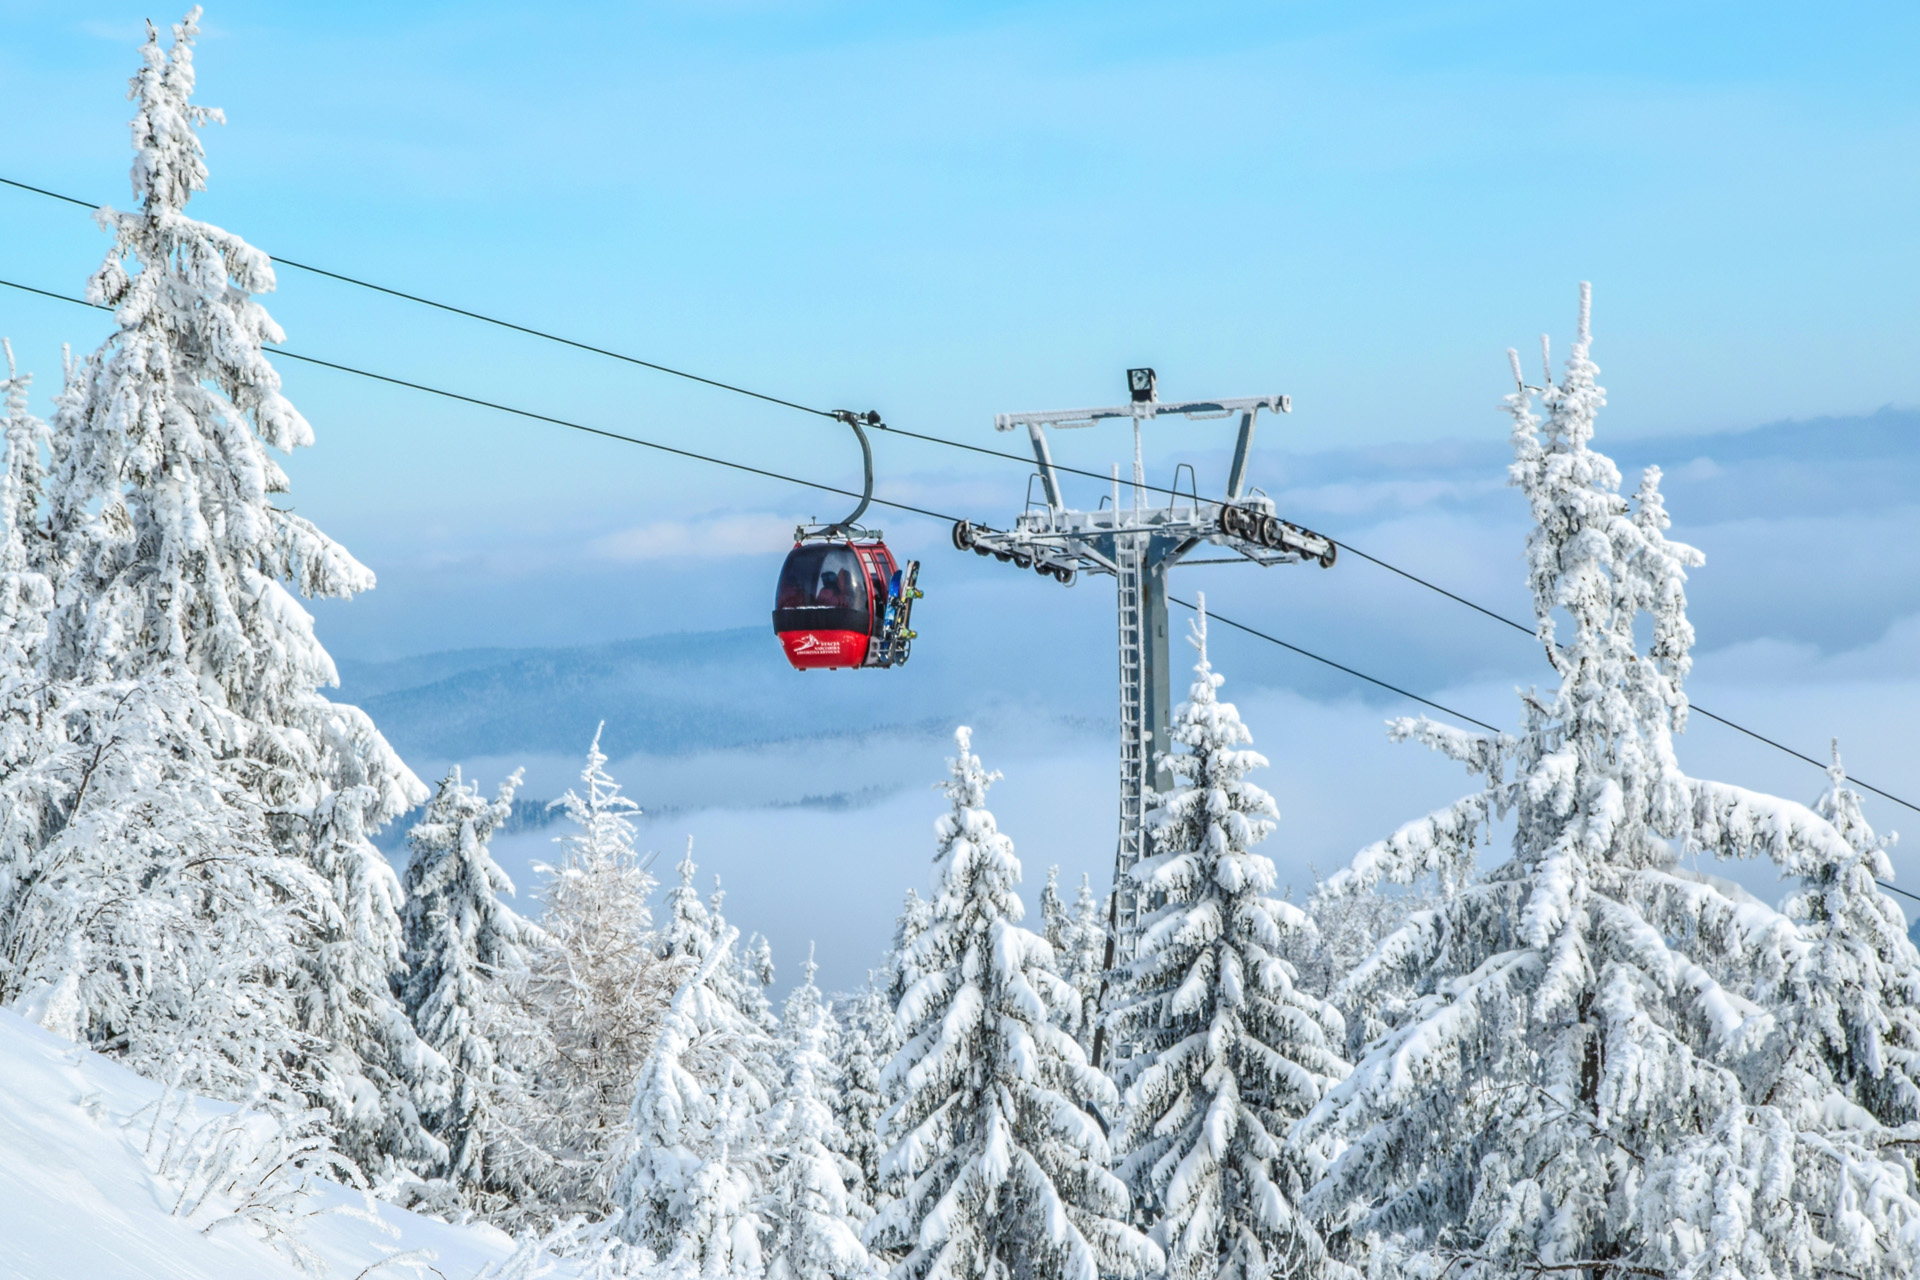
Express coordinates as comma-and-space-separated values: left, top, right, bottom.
737, 929, 781, 1036
882, 888, 932, 1017
765, 952, 878, 1280
661, 838, 721, 964
867, 727, 1159, 1280
399, 765, 547, 1211
834, 978, 894, 1223
1037, 869, 1108, 1050
521, 727, 675, 1215
661, 841, 782, 1096
0, 342, 53, 851
1290, 873, 1437, 1045
1770, 747, 1920, 1131
0, 342, 50, 665
1301, 286, 1920, 1278
1041, 866, 1071, 957
0, 17, 435, 1165
1064, 874, 1109, 1050
616, 923, 774, 1274
1107, 601, 1349, 1280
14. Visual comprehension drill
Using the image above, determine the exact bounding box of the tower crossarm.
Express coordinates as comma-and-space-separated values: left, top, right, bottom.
950, 497, 1335, 584
993, 393, 1289, 433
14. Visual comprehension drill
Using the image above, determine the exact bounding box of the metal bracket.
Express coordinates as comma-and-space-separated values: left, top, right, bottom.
812, 409, 882, 539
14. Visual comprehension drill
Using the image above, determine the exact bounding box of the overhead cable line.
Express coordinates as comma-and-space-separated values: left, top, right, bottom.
0, 272, 1495, 733
5, 179, 1915, 814
1166, 595, 1499, 734
0, 175, 1521, 525
2, 174, 1295, 506
0, 175, 838, 421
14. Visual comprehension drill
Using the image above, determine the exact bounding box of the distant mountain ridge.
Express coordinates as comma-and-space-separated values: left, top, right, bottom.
333, 626, 1057, 763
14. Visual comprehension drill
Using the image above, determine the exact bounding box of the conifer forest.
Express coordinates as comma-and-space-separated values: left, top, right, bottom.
4, 9, 1920, 1280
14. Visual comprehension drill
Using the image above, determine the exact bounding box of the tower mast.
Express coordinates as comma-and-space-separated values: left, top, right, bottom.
953, 370, 1336, 1050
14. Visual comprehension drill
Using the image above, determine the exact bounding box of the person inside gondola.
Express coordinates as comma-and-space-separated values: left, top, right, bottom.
817, 570, 844, 608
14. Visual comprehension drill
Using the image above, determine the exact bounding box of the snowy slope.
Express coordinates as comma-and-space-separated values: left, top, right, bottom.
0, 1009, 561, 1280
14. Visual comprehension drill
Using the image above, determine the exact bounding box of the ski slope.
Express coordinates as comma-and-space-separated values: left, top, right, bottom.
0, 1008, 564, 1280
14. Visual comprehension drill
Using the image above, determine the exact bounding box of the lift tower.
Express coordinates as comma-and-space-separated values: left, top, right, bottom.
952, 369, 1337, 963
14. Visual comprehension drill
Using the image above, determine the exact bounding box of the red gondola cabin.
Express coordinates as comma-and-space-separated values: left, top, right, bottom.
772, 539, 916, 670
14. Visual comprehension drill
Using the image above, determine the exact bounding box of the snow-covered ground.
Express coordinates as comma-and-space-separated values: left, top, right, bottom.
0, 1009, 557, 1280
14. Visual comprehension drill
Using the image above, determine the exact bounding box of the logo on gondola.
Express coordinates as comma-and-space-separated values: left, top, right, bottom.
792, 634, 842, 655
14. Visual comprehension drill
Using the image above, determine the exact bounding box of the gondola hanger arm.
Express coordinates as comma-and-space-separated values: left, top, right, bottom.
819, 409, 882, 538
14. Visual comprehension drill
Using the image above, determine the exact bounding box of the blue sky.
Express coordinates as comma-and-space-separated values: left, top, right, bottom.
3, 3, 1920, 988
7, 2, 1920, 462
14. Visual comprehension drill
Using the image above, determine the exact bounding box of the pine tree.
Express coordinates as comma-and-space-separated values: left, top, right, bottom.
833, 978, 894, 1223
882, 887, 932, 1015
866, 727, 1160, 1280
862, 888, 933, 1249
1037, 868, 1107, 1050
0, 343, 53, 883
616, 923, 774, 1274
766, 951, 878, 1280
0, 16, 432, 1162
1041, 866, 1071, 956
521, 727, 675, 1216
661, 840, 782, 1093
662, 837, 721, 965
738, 930, 781, 1036
1065, 874, 1109, 1051
0, 342, 50, 666
398, 765, 546, 1211
1782, 746, 1920, 1130
1108, 601, 1350, 1280
1301, 286, 1920, 1277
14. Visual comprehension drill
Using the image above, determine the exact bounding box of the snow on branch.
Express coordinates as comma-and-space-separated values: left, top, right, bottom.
1319, 793, 1488, 900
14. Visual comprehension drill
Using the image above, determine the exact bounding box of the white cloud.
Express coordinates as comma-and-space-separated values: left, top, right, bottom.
1696, 612, 1920, 684
590, 513, 798, 562
1277, 475, 1508, 518
1671, 456, 1724, 482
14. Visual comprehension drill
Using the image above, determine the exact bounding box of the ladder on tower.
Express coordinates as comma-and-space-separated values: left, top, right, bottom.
1113, 531, 1149, 960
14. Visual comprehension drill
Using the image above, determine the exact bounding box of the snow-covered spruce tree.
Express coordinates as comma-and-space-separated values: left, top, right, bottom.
1773, 747, 1920, 1131
1288, 869, 1439, 1040
0, 343, 53, 867
765, 951, 878, 1280
738, 929, 781, 1036
867, 727, 1159, 1280
1, 16, 436, 1157
661, 838, 720, 964
834, 978, 894, 1224
1037, 868, 1107, 1050
1301, 285, 1920, 1278
0, 342, 50, 666
882, 887, 932, 1015
1041, 866, 1071, 958
1064, 873, 1109, 1051
616, 922, 775, 1274
858, 888, 934, 1246
521, 727, 675, 1216
0, 342, 58, 998
399, 765, 549, 1212
1107, 600, 1350, 1280
660, 840, 783, 1096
